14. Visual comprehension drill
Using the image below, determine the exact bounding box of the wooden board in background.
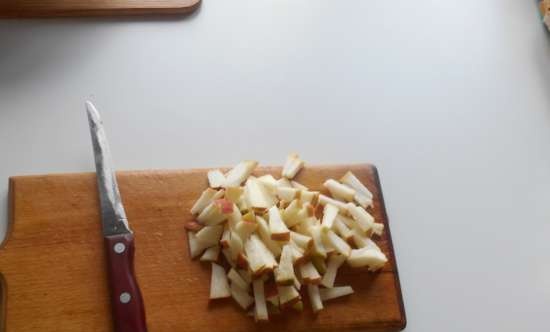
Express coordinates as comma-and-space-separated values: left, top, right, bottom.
0, 164, 406, 331
0, 0, 200, 17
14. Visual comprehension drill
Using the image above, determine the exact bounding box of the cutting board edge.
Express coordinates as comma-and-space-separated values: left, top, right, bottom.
371, 166, 407, 331
6, 162, 376, 178
2, 178, 15, 250
0, 0, 200, 18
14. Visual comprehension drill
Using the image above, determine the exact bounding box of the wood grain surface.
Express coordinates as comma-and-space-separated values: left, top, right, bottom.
0, 0, 200, 17
0, 164, 406, 331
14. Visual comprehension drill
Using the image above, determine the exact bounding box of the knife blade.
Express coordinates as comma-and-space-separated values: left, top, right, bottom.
86, 101, 148, 332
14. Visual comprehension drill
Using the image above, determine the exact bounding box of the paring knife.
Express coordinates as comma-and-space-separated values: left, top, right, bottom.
86, 101, 148, 332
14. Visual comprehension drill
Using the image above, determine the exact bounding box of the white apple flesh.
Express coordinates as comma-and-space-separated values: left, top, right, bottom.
320, 254, 347, 288
282, 153, 304, 179
207, 169, 226, 188
319, 286, 354, 301
190, 188, 225, 215
210, 263, 231, 299
225, 160, 258, 187
252, 279, 269, 321
200, 245, 220, 262
307, 284, 324, 313
324, 179, 355, 202
230, 282, 254, 310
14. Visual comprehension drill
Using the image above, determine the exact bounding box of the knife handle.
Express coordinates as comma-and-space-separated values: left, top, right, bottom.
104, 233, 148, 332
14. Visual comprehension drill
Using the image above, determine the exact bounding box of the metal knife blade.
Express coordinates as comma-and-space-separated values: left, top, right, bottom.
86, 101, 148, 332
86, 101, 131, 236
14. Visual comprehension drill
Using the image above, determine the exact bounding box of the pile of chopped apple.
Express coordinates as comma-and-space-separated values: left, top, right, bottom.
186, 154, 388, 321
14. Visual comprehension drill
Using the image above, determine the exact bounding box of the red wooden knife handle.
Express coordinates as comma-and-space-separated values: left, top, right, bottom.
104, 233, 148, 332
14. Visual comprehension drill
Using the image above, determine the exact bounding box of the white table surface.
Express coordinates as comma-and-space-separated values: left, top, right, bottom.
1, 0, 550, 330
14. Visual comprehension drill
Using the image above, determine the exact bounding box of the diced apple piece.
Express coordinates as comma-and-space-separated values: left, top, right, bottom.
299, 262, 321, 285
324, 179, 355, 202
236, 193, 249, 211
346, 203, 374, 233
230, 282, 254, 310
282, 199, 302, 228
340, 171, 373, 199
228, 268, 250, 290
277, 177, 293, 188
274, 245, 296, 285
309, 226, 327, 258
307, 285, 324, 313
268, 206, 290, 241
318, 194, 349, 213
225, 186, 244, 204
187, 231, 206, 259
294, 216, 317, 235
289, 240, 306, 265
245, 177, 276, 211
200, 245, 220, 262
196, 225, 224, 248
300, 190, 319, 206
282, 153, 304, 179
347, 248, 388, 271
235, 220, 257, 240
290, 180, 308, 190
321, 203, 339, 231
255, 216, 282, 257
253, 279, 269, 321
222, 248, 236, 268
276, 187, 298, 202
319, 286, 354, 301
190, 188, 224, 215
210, 263, 231, 299
320, 254, 346, 288
311, 255, 327, 275
245, 234, 277, 276
354, 192, 373, 209
184, 221, 204, 232
208, 169, 226, 188
277, 285, 301, 308
324, 230, 351, 257
371, 222, 384, 236
197, 202, 227, 225
332, 216, 353, 241
257, 174, 279, 194
337, 214, 358, 231
290, 231, 312, 249
225, 160, 258, 187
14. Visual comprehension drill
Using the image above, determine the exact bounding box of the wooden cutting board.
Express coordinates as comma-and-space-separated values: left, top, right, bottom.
0, 164, 406, 332
0, 0, 199, 17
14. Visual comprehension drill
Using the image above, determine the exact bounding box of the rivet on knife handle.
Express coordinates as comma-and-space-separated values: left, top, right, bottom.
105, 233, 147, 332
